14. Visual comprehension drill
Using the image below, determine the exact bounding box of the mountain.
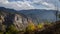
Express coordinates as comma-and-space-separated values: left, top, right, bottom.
0, 7, 31, 31
0, 7, 60, 24
19, 9, 60, 23
0, 7, 60, 34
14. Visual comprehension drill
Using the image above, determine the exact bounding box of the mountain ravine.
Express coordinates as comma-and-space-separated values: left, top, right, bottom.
0, 10, 31, 31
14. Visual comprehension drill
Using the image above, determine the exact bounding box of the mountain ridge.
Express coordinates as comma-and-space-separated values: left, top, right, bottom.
0, 7, 60, 23
0, 7, 31, 31
19, 9, 59, 23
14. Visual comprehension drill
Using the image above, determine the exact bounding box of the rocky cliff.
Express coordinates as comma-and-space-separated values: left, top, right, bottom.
0, 9, 30, 31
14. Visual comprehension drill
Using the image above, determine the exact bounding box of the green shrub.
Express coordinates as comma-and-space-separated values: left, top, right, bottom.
6, 25, 19, 34
0, 31, 3, 34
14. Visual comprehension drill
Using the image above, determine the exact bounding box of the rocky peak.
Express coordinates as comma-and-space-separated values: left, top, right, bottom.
0, 10, 31, 31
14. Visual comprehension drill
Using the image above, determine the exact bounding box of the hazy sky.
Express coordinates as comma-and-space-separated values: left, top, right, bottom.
0, 0, 60, 10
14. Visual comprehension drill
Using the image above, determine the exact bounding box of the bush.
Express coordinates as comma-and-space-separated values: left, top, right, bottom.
37, 23, 44, 29
6, 25, 19, 34
0, 31, 3, 34
26, 22, 36, 31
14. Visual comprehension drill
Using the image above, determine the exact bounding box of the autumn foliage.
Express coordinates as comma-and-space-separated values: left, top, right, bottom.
0, 21, 60, 34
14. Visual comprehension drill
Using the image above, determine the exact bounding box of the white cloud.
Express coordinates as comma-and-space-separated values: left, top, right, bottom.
42, 2, 56, 9
0, 0, 35, 10
32, 0, 60, 10
0, 0, 60, 10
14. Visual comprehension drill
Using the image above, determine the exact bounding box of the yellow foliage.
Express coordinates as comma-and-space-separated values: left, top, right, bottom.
27, 22, 36, 31
37, 23, 44, 29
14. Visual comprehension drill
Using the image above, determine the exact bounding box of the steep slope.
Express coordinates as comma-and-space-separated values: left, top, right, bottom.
0, 7, 30, 31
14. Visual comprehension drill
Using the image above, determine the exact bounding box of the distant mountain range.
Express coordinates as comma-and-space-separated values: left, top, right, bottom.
19, 9, 60, 23
0, 7, 60, 23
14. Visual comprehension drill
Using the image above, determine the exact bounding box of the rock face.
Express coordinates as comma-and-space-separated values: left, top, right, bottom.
0, 10, 30, 31
13, 14, 29, 30
0, 11, 6, 32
